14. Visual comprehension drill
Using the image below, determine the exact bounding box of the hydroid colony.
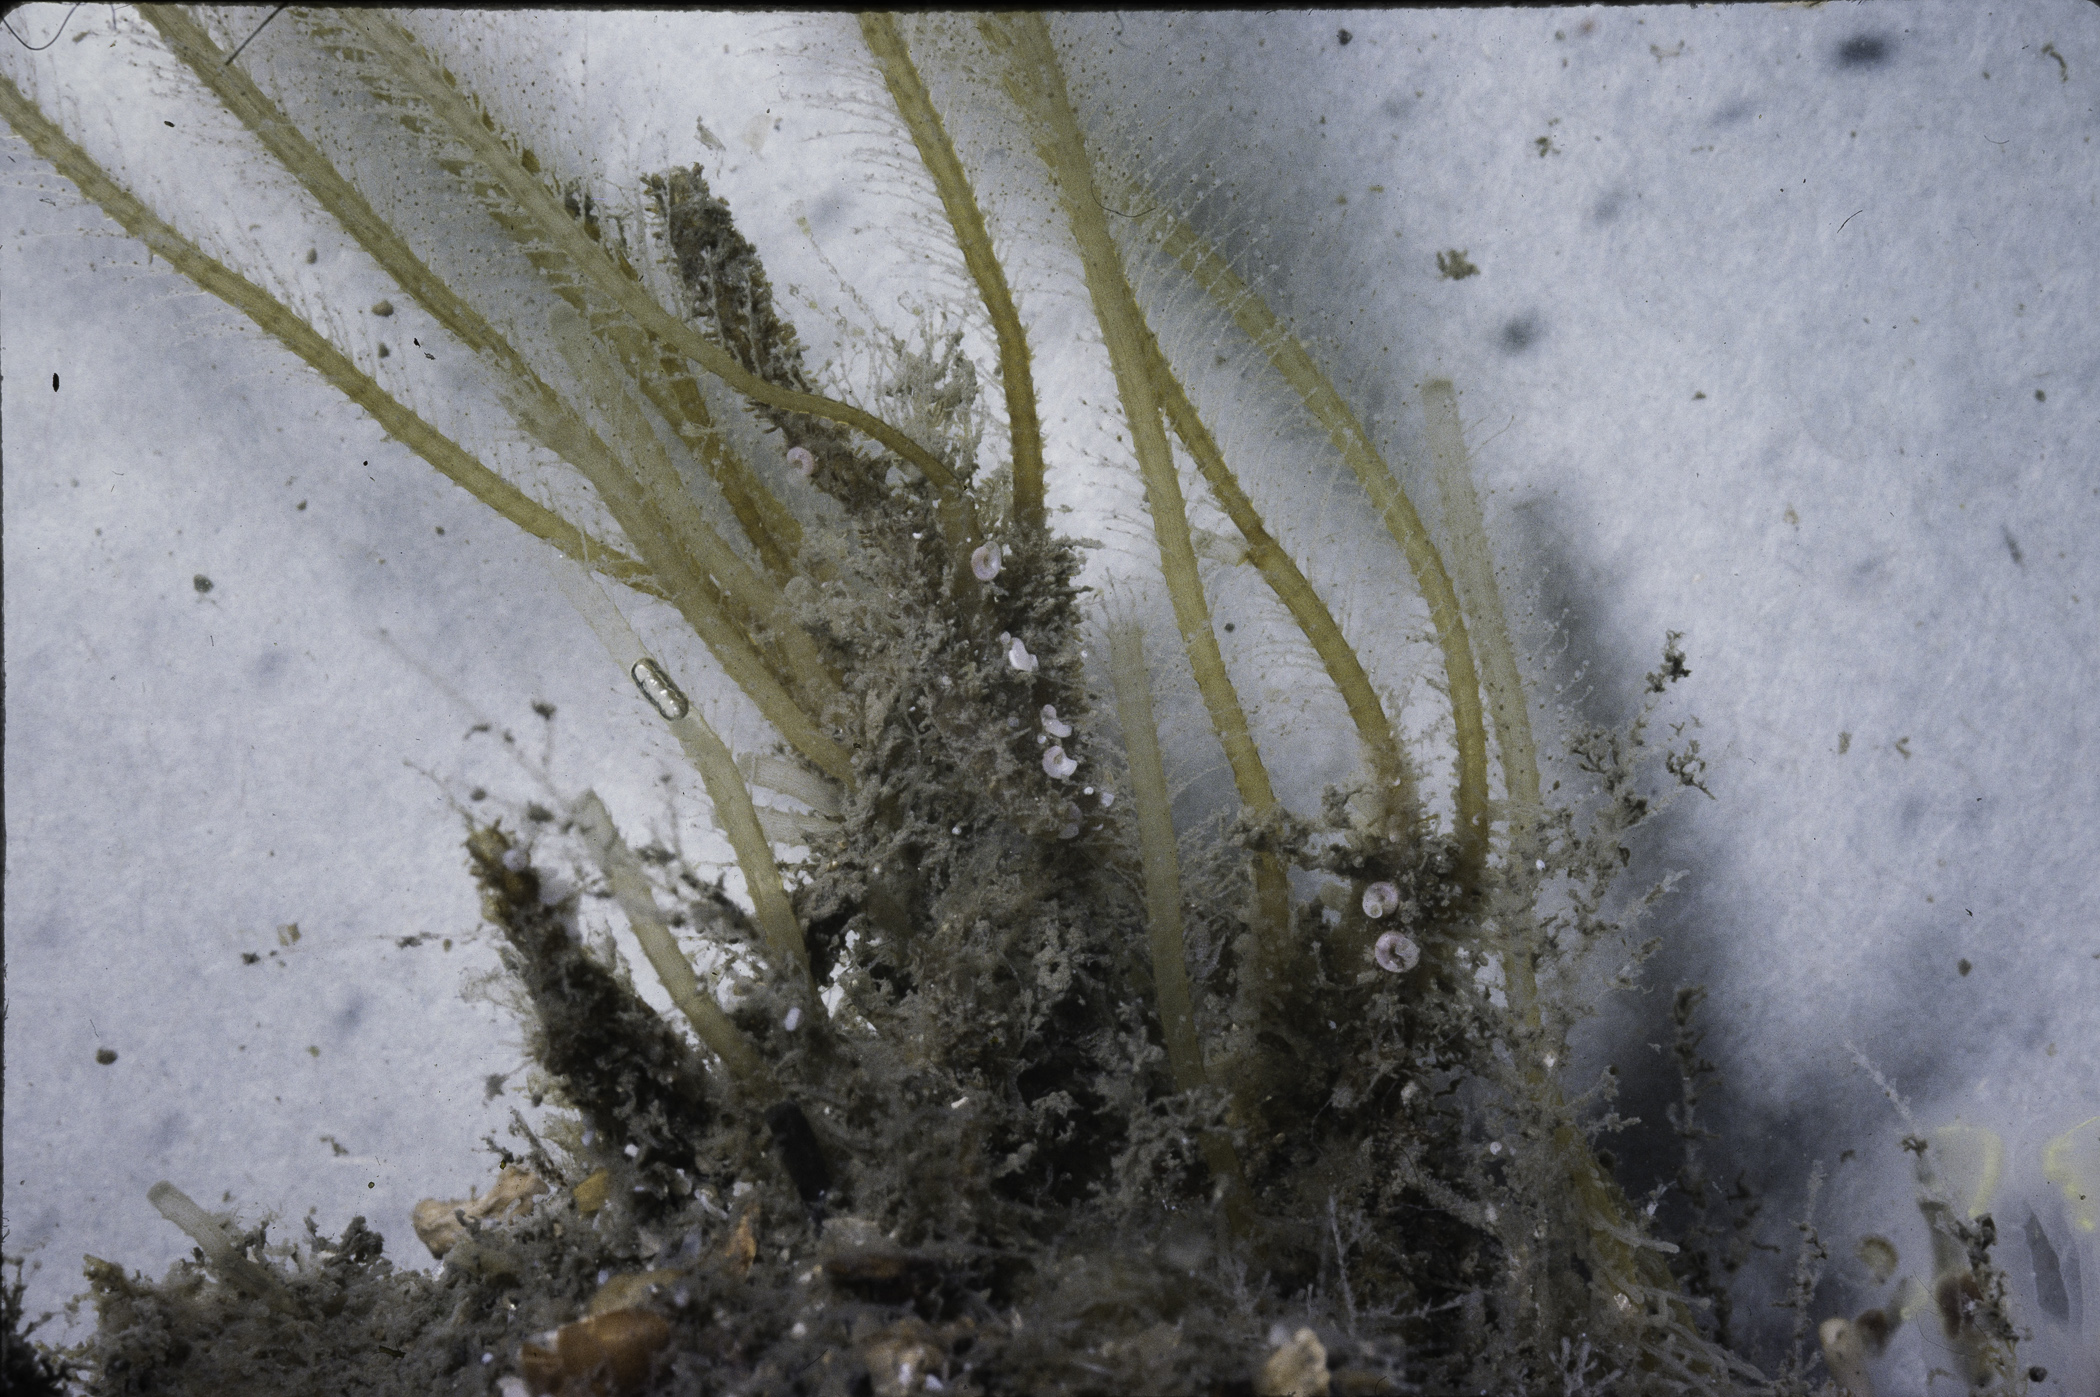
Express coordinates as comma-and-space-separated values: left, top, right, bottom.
2, 9, 2072, 1395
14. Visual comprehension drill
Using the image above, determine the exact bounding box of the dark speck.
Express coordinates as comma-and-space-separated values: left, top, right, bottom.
525, 802, 555, 823
192, 573, 214, 594
241, 952, 261, 965
2034, 389, 2045, 402
532, 700, 557, 720
1835, 34, 1891, 69
2003, 528, 2023, 566
1957, 958, 1972, 977
470, 787, 488, 801
1337, 28, 1352, 47
96, 1048, 118, 1065
1498, 315, 1542, 353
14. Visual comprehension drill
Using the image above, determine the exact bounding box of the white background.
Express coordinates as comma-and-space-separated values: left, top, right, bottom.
5, 6, 2096, 1384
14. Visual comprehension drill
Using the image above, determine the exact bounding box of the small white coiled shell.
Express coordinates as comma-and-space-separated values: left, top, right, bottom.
1006, 635, 1038, 672
1042, 745, 1078, 780
1362, 881, 1401, 919
1040, 705, 1072, 738
1374, 930, 1420, 974
787, 445, 816, 479
971, 541, 1003, 581
630, 658, 690, 720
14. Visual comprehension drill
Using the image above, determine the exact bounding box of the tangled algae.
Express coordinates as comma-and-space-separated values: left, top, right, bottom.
8, 11, 2042, 1396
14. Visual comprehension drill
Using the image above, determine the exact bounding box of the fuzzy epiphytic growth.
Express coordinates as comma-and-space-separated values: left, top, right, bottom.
8, 11, 1769, 1390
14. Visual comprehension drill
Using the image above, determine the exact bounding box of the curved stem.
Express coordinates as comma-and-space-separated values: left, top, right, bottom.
1154, 214, 1492, 885
331, 9, 959, 494
1147, 335, 1417, 817
572, 792, 776, 1088
0, 73, 655, 598
996, 11, 1291, 953
861, 13, 1045, 531
139, 6, 844, 776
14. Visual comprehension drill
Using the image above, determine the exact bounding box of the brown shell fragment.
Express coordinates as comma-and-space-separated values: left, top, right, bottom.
411, 1163, 547, 1259
822, 1248, 944, 1305
714, 1195, 759, 1279
518, 1308, 672, 1397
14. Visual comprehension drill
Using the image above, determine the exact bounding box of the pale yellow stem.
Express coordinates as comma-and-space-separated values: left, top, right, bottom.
138, 7, 843, 775
571, 792, 774, 1089
546, 307, 840, 712
551, 569, 813, 994
861, 13, 1045, 530
1108, 620, 1252, 1231
1147, 337, 1417, 816
1154, 215, 1492, 882
995, 13, 1290, 969
332, 10, 959, 493
0, 73, 651, 594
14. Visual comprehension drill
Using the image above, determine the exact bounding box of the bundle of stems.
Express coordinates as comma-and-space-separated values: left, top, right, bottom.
3, 10, 1761, 1391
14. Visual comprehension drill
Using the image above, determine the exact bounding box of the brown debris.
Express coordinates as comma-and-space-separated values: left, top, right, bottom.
410, 1163, 547, 1259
